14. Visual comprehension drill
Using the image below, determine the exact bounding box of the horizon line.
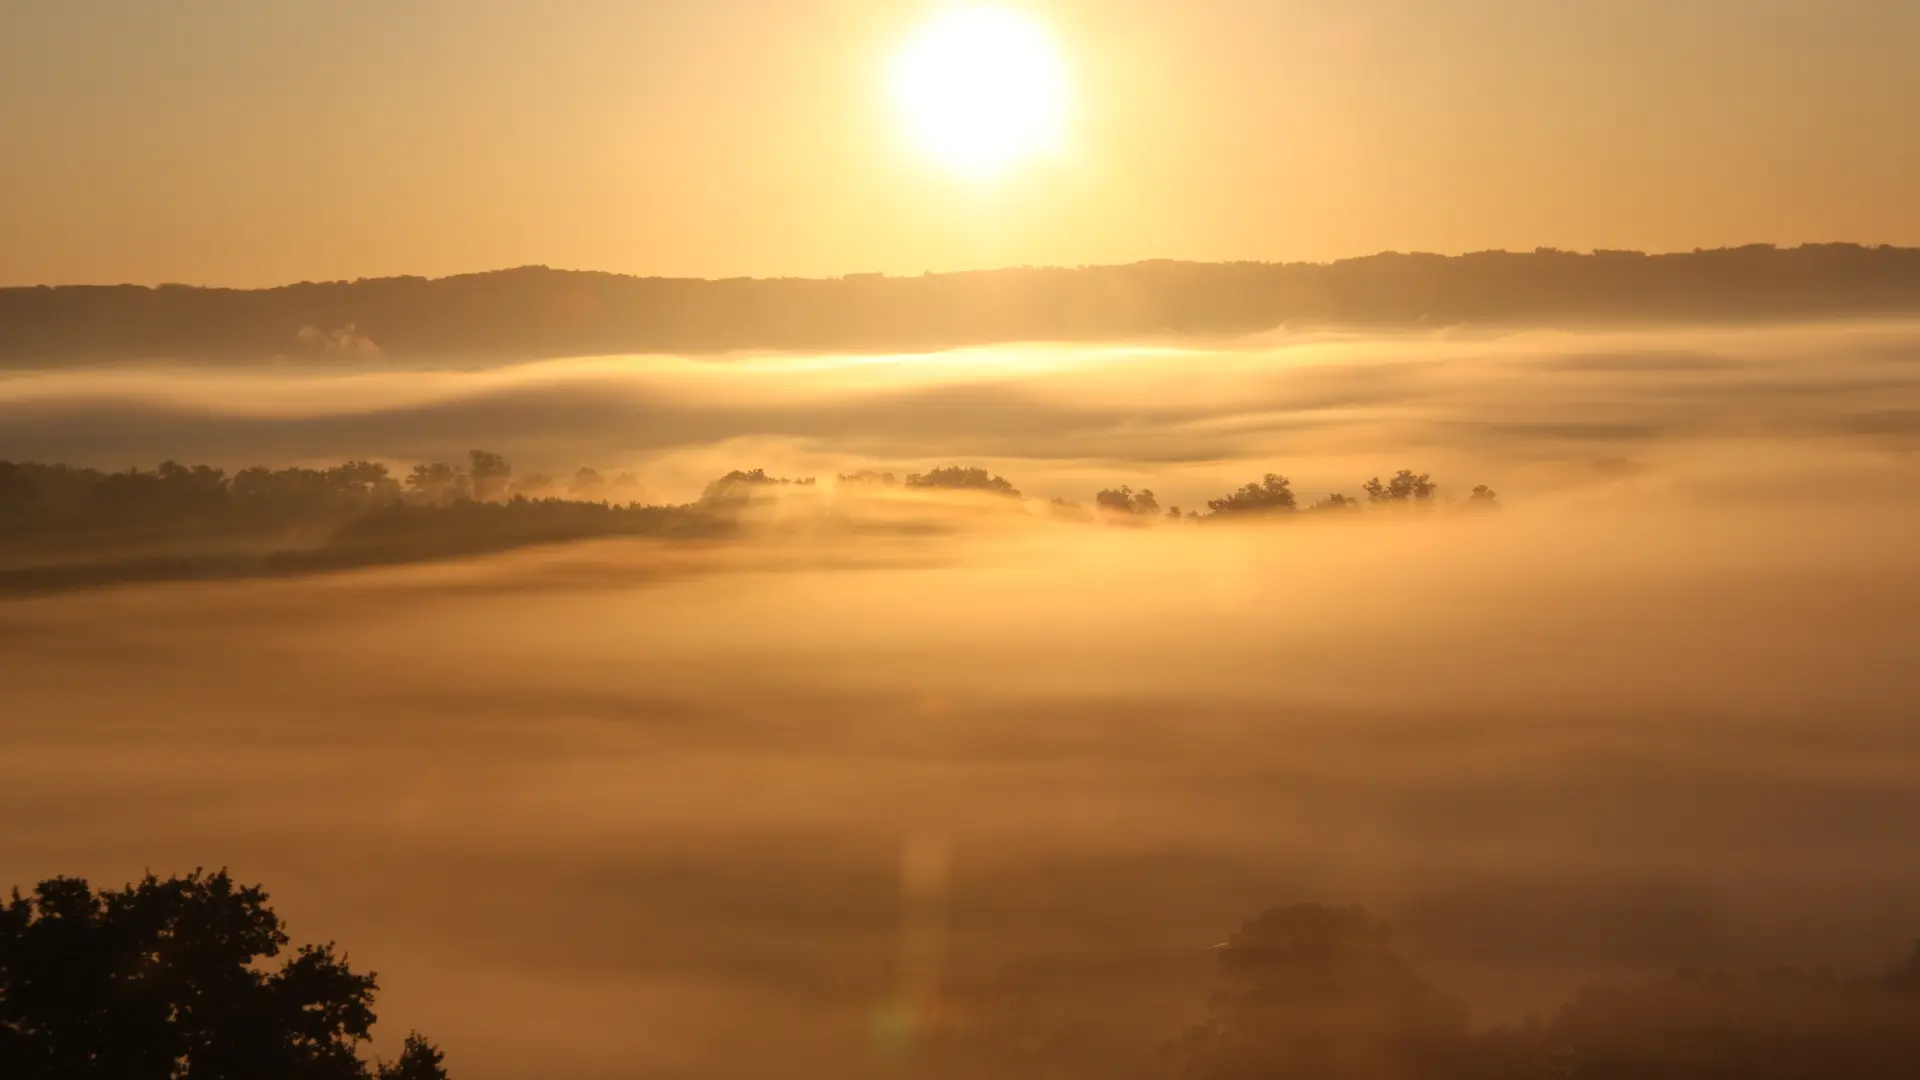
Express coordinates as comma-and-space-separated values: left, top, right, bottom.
5, 239, 1911, 294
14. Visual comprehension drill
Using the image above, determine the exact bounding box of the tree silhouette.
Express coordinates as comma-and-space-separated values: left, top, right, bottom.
1310, 493, 1362, 512
699, 468, 817, 507
10, 245, 1920, 366
404, 463, 468, 505
1544, 962, 1920, 1079
1206, 474, 1297, 516
568, 467, 606, 498
326, 461, 401, 502
1169, 904, 1920, 1080
1172, 903, 1468, 1080
0, 461, 35, 513
1363, 471, 1436, 504
376, 1034, 449, 1080
0, 870, 446, 1080
905, 466, 1021, 497
466, 450, 512, 502
0, 453, 1525, 594
1095, 485, 1160, 516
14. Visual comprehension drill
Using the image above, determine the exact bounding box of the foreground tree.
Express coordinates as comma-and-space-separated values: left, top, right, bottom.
0, 870, 446, 1080
377, 1034, 450, 1080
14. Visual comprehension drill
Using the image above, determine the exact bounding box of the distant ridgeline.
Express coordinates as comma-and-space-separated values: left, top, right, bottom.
4, 244, 1920, 364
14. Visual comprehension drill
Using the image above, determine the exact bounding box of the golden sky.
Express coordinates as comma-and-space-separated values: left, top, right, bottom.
3, 0, 1917, 287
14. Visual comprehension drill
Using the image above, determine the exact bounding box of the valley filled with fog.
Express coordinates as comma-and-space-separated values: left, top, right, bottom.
4, 321, 1920, 1078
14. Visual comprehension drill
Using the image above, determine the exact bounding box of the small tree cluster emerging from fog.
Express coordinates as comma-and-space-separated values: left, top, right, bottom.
1095, 485, 1160, 516
0, 454, 1503, 594
905, 466, 1022, 498
1207, 473, 1299, 516
0, 454, 1498, 534
1190, 469, 1496, 518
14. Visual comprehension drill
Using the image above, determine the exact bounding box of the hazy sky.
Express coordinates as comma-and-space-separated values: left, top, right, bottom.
4, 0, 1917, 287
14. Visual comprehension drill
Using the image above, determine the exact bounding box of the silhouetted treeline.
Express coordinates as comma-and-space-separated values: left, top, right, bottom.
0, 458, 404, 536
0, 455, 1494, 546
6, 244, 1920, 365
0, 452, 717, 593
1158, 902, 1920, 1080
699, 468, 820, 507
932, 902, 1920, 1080
1105, 470, 1495, 520
11, 870, 1916, 1078
1, 870, 448, 1080
1152, 899, 1920, 1076
0, 451, 663, 538
0, 456, 1498, 594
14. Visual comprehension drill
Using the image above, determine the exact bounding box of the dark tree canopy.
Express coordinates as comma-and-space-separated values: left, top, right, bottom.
7, 245, 1920, 367
0, 453, 1514, 596
0, 870, 446, 1080
1310, 493, 1363, 512
466, 450, 512, 501
1173, 904, 1470, 1080
376, 1035, 449, 1080
0, 461, 34, 510
1168, 902, 1920, 1080
1363, 470, 1437, 504
698, 467, 817, 507
405, 462, 468, 504
1206, 473, 1297, 516
904, 466, 1021, 498
1095, 485, 1159, 516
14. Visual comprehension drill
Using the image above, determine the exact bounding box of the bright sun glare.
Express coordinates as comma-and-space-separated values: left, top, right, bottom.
890, 5, 1070, 180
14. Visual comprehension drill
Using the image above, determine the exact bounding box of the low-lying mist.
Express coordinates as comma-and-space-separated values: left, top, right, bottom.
4, 319, 1917, 509
4, 321, 1920, 1078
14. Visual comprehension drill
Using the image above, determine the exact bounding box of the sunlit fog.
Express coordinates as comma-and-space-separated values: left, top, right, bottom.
6, 2, 1920, 1077
6, 320, 1920, 1077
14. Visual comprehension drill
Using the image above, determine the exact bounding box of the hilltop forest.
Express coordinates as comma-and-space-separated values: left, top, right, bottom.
5, 244, 1920, 365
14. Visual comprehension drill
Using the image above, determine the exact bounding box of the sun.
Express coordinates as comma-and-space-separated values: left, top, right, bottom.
890, 5, 1070, 180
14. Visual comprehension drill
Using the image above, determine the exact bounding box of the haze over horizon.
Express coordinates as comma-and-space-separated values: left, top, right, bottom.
5, 0, 1919, 288
7, 4, 1920, 1079
11, 241, 1918, 291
